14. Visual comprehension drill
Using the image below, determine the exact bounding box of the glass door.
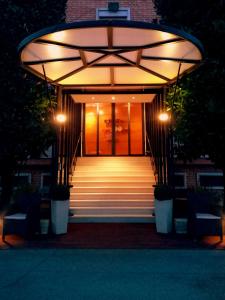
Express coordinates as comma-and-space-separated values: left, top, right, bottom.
115, 103, 129, 155
99, 103, 112, 155
130, 103, 143, 154
84, 102, 143, 156
85, 103, 112, 155
85, 103, 98, 155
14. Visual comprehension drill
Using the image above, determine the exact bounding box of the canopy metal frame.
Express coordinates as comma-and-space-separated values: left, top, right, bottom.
18, 20, 204, 91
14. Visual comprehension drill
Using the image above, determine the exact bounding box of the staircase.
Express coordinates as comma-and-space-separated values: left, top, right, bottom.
69, 156, 155, 223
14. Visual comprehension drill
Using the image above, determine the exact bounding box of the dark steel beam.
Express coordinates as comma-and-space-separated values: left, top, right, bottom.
108, 27, 113, 49
110, 67, 115, 85
53, 53, 109, 83
136, 49, 142, 65
141, 55, 201, 64
24, 56, 81, 65
79, 50, 87, 66
114, 53, 170, 82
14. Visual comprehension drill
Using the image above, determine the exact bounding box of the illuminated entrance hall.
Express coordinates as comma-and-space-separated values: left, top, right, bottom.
18, 20, 203, 223
85, 102, 143, 156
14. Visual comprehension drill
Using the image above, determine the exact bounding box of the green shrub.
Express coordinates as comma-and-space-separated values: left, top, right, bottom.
51, 184, 70, 201
154, 184, 173, 200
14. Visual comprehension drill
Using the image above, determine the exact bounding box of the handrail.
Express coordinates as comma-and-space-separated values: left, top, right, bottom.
145, 132, 158, 183
69, 132, 81, 183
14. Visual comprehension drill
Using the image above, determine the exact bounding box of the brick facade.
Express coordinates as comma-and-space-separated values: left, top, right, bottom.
175, 160, 222, 189
66, 0, 159, 23
11, 1, 222, 196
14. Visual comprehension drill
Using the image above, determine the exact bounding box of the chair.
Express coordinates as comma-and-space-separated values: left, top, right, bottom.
2, 192, 41, 242
187, 190, 223, 241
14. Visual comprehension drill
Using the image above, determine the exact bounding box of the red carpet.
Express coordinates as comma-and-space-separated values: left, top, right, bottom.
1, 223, 224, 249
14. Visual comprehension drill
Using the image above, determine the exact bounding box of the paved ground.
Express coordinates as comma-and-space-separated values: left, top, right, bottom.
0, 249, 225, 300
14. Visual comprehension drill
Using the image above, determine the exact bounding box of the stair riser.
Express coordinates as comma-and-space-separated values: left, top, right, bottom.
76, 165, 152, 169
76, 158, 150, 162
70, 207, 154, 215
70, 200, 154, 207
76, 163, 152, 167
72, 176, 155, 181
74, 172, 154, 177
72, 181, 155, 187
71, 187, 154, 193
70, 157, 155, 223
69, 216, 155, 223
71, 193, 153, 200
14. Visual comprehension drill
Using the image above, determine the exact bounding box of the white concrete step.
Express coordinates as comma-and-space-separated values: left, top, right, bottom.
72, 175, 155, 181
71, 186, 154, 193
70, 156, 155, 223
70, 207, 154, 215
72, 181, 155, 187
76, 162, 152, 167
76, 156, 150, 161
75, 164, 152, 169
70, 199, 154, 207
69, 215, 155, 223
71, 192, 153, 200
74, 168, 153, 177
73, 171, 154, 177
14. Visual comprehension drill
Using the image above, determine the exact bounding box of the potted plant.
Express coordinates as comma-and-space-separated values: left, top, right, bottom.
154, 184, 173, 233
51, 184, 70, 234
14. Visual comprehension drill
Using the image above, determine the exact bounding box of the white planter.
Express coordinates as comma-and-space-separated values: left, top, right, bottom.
155, 199, 173, 233
51, 200, 69, 234
40, 219, 49, 235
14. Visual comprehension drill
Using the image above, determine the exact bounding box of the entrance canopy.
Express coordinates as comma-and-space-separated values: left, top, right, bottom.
19, 20, 203, 90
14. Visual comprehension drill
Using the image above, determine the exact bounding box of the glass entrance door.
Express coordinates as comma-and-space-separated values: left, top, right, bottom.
84, 102, 143, 155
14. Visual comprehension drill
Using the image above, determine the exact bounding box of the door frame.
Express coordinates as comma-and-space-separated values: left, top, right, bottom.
83, 102, 144, 156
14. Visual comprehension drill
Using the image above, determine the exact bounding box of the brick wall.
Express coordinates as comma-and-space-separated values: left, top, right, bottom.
175, 162, 223, 189
66, 0, 159, 23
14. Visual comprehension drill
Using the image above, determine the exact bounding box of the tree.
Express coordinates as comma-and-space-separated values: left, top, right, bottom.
0, 0, 67, 209
154, 0, 225, 176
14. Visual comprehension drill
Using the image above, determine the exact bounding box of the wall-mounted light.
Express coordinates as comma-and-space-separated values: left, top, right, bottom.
158, 112, 169, 122
56, 113, 66, 123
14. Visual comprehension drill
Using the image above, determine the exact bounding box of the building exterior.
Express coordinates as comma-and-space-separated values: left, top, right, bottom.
15, 1, 223, 223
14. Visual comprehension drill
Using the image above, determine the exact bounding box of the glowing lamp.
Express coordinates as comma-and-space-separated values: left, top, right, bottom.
158, 112, 169, 122
56, 113, 66, 123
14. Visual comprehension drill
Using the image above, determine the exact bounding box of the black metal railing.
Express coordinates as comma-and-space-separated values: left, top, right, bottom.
145, 132, 158, 183
69, 132, 81, 185
145, 92, 170, 185
57, 93, 82, 186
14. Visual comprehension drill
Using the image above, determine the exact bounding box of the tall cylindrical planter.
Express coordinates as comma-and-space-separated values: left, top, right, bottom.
51, 200, 69, 234
155, 199, 173, 233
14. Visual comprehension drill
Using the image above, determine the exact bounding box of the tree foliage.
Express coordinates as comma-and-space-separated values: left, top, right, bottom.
154, 0, 225, 170
0, 0, 67, 208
